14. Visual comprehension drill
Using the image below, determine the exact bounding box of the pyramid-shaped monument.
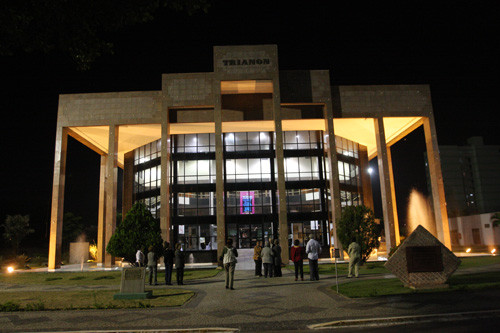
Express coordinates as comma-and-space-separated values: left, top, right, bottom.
385, 225, 461, 288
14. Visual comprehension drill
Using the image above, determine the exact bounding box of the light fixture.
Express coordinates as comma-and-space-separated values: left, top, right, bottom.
492, 249, 496, 254
7, 266, 14, 273
466, 248, 471, 253
368, 167, 373, 175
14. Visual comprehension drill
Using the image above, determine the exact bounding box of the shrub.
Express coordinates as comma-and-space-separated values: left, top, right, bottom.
337, 205, 382, 264
106, 203, 163, 263
0, 301, 21, 312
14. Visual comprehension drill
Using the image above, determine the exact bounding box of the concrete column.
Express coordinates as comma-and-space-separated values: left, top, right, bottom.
96, 155, 106, 265
374, 118, 399, 251
160, 111, 171, 243
104, 125, 119, 267
359, 145, 374, 210
214, 80, 226, 261
122, 151, 134, 218
323, 104, 343, 258
386, 147, 400, 245
272, 78, 289, 263
423, 115, 451, 248
48, 126, 68, 270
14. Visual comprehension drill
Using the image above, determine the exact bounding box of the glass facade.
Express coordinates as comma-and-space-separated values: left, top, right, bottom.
132, 130, 364, 253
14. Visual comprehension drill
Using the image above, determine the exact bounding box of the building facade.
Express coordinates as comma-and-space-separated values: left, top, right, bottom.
48, 45, 451, 269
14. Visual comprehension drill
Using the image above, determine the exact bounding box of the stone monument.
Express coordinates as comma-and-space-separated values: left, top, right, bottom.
385, 225, 460, 289
113, 267, 152, 299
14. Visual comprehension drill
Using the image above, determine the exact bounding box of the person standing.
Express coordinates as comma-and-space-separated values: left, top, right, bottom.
261, 241, 274, 278
174, 243, 185, 285
347, 241, 361, 278
222, 239, 238, 290
291, 239, 305, 281
306, 234, 321, 281
136, 248, 145, 267
272, 239, 282, 277
163, 242, 175, 285
147, 246, 158, 285
253, 241, 263, 277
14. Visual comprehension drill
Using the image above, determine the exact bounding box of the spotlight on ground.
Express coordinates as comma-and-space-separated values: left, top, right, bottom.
466, 248, 471, 253
7, 266, 14, 273
492, 249, 496, 254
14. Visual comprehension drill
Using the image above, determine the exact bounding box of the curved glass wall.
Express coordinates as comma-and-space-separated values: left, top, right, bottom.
132, 130, 364, 250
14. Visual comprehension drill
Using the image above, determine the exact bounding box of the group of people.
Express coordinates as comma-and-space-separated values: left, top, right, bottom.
253, 235, 322, 281
135, 242, 185, 286
134, 235, 361, 290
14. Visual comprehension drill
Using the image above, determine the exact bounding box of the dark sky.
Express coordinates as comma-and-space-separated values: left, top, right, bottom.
1, 2, 498, 244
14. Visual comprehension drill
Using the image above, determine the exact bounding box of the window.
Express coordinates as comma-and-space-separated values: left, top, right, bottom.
176, 160, 216, 184
283, 131, 320, 150
284, 157, 320, 181
174, 133, 215, 153
225, 158, 271, 182
134, 140, 161, 165
225, 132, 271, 151
178, 224, 217, 250
176, 192, 216, 216
286, 188, 322, 213
226, 190, 273, 215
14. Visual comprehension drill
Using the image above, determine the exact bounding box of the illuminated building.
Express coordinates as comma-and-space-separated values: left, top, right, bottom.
48, 45, 450, 269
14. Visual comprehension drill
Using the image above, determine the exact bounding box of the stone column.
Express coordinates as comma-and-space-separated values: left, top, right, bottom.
160, 111, 171, 243
323, 104, 343, 259
272, 78, 289, 263
122, 151, 134, 218
374, 118, 399, 251
359, 145, 374, 210
423, 115, 451, 248
48, 126, 68, 270
104, 125, 119, 267
214, 80, 226, 261
96, 155, 106, 265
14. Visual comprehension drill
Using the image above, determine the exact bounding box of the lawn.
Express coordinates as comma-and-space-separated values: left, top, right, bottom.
0, 268, 220, 312
287, 261, 389, 276
0, 268, 220, 285
335, 271, 500, 298
0, 288, 194, 311
287, 255, 500, 277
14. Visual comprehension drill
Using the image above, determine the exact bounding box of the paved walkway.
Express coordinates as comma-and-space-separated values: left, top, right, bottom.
1, 264, 500, 332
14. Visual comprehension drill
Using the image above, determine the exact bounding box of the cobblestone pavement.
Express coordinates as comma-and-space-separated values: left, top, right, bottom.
1, 264, 500, 332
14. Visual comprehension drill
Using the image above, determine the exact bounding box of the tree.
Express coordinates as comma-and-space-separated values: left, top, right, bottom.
106, 202, 163, 263
0, 0, 210, 70
337, 205, 382, 264
2, 215, 35, 255
491, 212, 500, 227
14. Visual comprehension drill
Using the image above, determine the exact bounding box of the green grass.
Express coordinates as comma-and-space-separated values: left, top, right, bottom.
0, 268, 220, 285
335, 271, 500, 298
287, 261, 389, 276
457, 256, 500, 268
0, 288, 194, 311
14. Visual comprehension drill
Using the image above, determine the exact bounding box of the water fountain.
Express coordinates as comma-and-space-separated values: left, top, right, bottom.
407, 189, 437, 237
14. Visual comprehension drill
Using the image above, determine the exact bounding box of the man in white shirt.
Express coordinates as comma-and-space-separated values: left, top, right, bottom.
136, 249, 145, 267
306, 235, 321, 281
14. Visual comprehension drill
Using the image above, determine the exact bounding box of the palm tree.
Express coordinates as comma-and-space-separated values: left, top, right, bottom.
491, 212, 500, 227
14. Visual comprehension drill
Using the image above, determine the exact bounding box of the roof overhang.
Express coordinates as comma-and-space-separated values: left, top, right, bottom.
68, 116, 424, 165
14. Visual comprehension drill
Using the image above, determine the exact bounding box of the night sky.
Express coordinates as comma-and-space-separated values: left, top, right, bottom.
1, 2, 497, 245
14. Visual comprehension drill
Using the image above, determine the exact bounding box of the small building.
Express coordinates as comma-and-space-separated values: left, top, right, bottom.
48, 45, 451, 269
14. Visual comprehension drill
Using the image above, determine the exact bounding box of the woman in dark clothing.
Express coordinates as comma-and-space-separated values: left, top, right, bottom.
290, 239, 305, 281
174, 243, 185, 285
272, 239, 282, 277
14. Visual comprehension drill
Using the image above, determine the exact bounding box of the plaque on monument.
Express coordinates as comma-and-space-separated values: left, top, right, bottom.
113, 267, 152, 300
385, 225, 461, 289
406, 246, 443, 273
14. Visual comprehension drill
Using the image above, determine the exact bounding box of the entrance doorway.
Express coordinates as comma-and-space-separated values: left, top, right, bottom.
227, 223, 274, 248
